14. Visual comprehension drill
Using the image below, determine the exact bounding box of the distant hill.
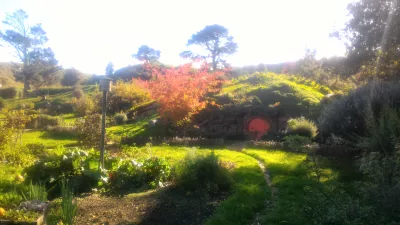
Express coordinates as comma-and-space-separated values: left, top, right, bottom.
0, 62, 22, 87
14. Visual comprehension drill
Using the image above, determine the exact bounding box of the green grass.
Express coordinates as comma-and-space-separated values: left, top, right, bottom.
21, 130, 77, 148
122, 146, 270, 225
243, 149, 338, 225
222, 72, 331, 119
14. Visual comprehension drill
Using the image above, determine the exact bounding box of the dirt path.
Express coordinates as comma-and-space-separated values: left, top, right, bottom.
226, 142, 277, 225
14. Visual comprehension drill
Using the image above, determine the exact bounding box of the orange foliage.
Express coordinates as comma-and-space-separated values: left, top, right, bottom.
136, 62, 223, 123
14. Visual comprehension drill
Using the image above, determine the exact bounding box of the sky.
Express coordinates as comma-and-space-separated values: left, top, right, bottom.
0, 0, 351, 75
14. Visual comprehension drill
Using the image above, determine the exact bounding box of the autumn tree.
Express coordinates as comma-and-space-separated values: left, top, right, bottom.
105, 62, 114, 76
137, 62, 222, 126
0, 9, 55, 91
180, 24, 238, 71
132, 45, 161, 63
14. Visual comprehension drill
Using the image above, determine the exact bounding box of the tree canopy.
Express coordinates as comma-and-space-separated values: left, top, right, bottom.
336, 0, 400, 79
132, 45, 161, 62
0, 9, 57, 91
181, 24, 238, 71
105, 62, 114, 76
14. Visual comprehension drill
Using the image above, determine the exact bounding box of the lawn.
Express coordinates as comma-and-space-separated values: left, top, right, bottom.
243, 149, 340, 225
21, 130, 77, 148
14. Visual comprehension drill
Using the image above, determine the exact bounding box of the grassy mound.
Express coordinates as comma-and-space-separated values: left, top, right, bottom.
221, 72, 332, 119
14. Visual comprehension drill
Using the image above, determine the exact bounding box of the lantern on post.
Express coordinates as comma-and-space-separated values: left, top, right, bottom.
99, 77, 112, 169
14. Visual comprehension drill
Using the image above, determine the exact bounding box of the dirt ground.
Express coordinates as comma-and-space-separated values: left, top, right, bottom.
75, 187, 226, 225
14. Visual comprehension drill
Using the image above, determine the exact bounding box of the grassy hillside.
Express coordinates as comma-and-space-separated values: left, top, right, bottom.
0, 62, 22, 87
220, 72, 332, 119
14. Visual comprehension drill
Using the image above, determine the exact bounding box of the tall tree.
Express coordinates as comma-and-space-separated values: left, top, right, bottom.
0, 9, 53, 91
132, 45, 161, 63
180, 24, 238, 71
105, 62, 114, 76
335, 0, 400, 78
28, 48, 62, 88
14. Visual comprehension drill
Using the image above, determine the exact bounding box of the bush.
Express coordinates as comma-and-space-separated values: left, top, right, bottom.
46, 125, 77, 137
175, 149, 232, 195
71, 96, 95, 116
283, 135, 312, 152
359, 106, 400, 154
72, 86, 84, 99
25, 143, 46, 155
75, 114, 102, 148
318, 81, 400, 143
61, 69, 83, 86
0, 97, 4, 109
23, 148, 105, 199
114, 113, 127, 125
107, 80, 150, 114
0, 87, 17, 99
109, 156, 170, 190
26, 114, 62, 129
287, 117, 318, 138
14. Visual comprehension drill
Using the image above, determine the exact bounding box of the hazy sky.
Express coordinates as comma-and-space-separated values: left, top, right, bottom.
0, 0, 350, 74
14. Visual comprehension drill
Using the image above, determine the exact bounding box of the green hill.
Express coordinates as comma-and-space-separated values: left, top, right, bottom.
219, 72, 332, 120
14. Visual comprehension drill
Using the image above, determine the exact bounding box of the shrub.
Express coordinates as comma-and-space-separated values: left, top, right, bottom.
114, 113, 127, 125
23, 148, 104, 199
72, 86, 84, 99
0, 97, 4, 109
61, 69, 83, 86
25, 143, 46, 155
75, 114, 102, 148
318, 81, 400, 143
175, 149, 232, 195
359, 106, 400, 155
26, 114, 62, 129
109, 156, 170, 190
49, 99, 74, 115
107, 80, 150, 114
0, 87, 17, 99
46, 125, 77, 137
287, 117, 318, 138
283, 135, 312, 152
71, 96, 95, 116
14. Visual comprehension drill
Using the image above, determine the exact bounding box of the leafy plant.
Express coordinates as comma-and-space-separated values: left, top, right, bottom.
283, 135, 312, 152
287, 116, 318, 138
60, 178, 78, 225
114, 112, 127, 125
71, 96, 95, 116
75, 114, 102, 148
175, 149, 232, 195
21, 181, 47, 201
0, 87, 17, 99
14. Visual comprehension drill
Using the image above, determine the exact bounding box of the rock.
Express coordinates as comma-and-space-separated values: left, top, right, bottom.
18, 200, 48, 212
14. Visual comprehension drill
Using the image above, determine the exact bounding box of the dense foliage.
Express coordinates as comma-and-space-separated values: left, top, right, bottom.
175, 150, 232, 195
0, 87, 17, 99
137, 62, 222, 123
286, 117, 318, 139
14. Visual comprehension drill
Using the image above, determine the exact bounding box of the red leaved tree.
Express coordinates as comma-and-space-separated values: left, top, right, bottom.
136, 62, 223, 126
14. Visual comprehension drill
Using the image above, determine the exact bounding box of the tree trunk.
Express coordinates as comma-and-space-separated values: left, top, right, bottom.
212, 54, 217, 71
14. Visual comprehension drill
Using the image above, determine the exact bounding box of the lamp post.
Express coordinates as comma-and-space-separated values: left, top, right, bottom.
99, 77, 112, 169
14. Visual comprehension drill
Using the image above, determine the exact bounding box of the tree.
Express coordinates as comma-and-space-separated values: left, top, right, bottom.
61, 68, 82, 86
181, 24, 238, 71
105, 62, 114, 76
132, 45, 161, 62
136, 62, 222, 124
0, 9, 53, 91
335, 0, 400, 78
28, 48, 62, 88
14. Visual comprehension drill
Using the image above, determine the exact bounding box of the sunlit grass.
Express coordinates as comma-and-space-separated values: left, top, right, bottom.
22, 130, 77, 148
243, 149, 338, 225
